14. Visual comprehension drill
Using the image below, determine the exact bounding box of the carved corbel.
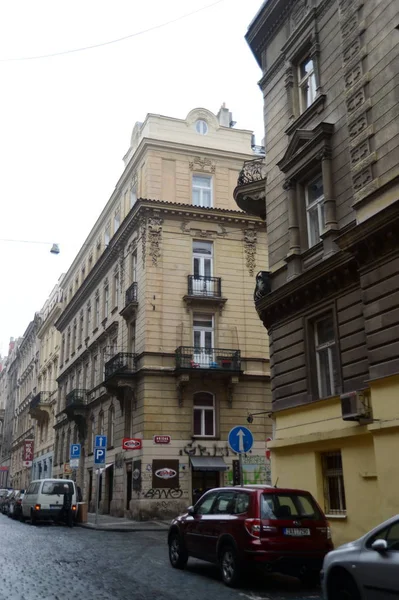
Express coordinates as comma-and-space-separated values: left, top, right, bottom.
243, 227, 257, 277
176, 374, 189, 408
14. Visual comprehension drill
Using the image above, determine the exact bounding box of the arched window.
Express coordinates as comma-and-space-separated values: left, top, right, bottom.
108, 405, 115, 447
73, 424, 78, 445
98, 411, 104, 436
193, 392, 215, 437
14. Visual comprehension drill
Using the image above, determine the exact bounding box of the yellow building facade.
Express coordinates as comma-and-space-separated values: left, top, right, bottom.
53, 106, 272, 519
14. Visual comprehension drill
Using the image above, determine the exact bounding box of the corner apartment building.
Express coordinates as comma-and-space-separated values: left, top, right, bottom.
238, 0, 399, 545
29, 279, 64, 480
54, 106, 271, 519
11, 318, 39, 490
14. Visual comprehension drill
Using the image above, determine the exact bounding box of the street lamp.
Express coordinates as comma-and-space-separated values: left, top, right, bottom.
247, 410, 272, 424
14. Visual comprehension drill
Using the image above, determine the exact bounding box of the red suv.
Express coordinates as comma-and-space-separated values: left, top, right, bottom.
168, 485, 333, 587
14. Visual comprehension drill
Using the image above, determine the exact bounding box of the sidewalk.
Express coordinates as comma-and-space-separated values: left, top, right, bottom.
78, 512, 171, 532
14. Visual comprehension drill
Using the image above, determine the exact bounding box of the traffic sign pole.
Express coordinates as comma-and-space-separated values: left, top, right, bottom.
239, 453, 243, 487
95, 469, 100, 526
228, 426, 254, 488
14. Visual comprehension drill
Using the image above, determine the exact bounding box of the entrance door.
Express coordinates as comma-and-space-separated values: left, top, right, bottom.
192, 470, 220, 505
193, 314, 214, 367
106, 465, 114, 514
126, 464, 132, 510
193, 241, 213, 295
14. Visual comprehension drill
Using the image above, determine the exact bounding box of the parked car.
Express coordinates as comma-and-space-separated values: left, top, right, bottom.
322, 514, 399, 599
21, 479, 78, 524
0, 490, 14, 514
168, 485, 333, 587
8, 490, 25, 520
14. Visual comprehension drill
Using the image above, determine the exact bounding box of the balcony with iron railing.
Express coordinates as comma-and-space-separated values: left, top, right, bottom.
104, 352, 137, 381
29, 391, 52, 420
175, 347, 241, 372
65, 389, 88, 408
120, 282, 138, 320
233, 157, 267, 219
184, 276, 226, 309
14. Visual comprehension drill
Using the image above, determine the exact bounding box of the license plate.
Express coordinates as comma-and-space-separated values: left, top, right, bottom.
284, 528, 311, 536
50, 505, 61, 509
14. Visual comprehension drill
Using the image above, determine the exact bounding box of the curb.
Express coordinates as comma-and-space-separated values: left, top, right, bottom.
77, 523, 170, 533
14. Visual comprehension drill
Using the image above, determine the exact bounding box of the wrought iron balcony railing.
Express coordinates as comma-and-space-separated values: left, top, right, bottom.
175, 347, 241, 371
187, 275, 222, 298
30, 391, 51, 410
104, 352, 137, 380
237, 158, 266, 186
125, 282, 138, 305
65, 389, 88, 408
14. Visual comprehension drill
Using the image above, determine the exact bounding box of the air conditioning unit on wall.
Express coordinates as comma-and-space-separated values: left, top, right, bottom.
340, 390, 371, 422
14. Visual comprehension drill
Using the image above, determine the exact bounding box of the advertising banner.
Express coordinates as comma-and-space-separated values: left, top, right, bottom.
23, 439, 34, 467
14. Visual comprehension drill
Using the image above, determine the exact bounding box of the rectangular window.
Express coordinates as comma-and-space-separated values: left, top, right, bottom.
298, 57, 316, 113
131, 252, 137, 283
306, 175, 325, 247
72, 321, 77, 353
92, 355, 98, 387
114, 210, 120, 233
86, 305, 91, 337
192, 175, 212, 208
193, 314, 214, 368
79, 314, 84, 345
113, 273, 119, 308
193, 392, 215, 437
104, 286, 109, 319
193, 240, 214, 295
95, 296, 100, 328
105, 225, 111, 247
322, 451, 346, 515
314, 314, 338, 398
130, 187, 137, 208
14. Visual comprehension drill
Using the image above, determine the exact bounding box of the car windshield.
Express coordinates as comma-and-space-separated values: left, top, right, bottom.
42, 482, 73, 495
261, 493, 322, 520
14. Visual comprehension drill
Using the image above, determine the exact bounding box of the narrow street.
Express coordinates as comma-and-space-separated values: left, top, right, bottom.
0, 515, 322, 600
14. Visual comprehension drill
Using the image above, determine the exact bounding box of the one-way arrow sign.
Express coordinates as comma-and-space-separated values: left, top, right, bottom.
228, 426, 254, 454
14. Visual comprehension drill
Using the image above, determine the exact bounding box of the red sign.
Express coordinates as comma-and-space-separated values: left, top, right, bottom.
122, 438, 142, 450
153, 435, 171, 445
23, 439, 34, 467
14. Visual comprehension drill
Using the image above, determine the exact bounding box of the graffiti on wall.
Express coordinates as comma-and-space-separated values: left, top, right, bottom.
179, 440, 243, 457
224, 455, 271, 486
144, 487, 183, 499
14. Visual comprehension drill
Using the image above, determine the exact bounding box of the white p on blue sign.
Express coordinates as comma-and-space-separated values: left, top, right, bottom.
70, 444, 81, 459
95, 435, 107, 448
94, 448, 106, 465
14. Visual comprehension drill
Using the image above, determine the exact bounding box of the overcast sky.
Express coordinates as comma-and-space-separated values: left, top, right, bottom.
0, 0, 264, 356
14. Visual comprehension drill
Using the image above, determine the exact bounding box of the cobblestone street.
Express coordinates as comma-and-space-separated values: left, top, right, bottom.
0, 514, 322, 600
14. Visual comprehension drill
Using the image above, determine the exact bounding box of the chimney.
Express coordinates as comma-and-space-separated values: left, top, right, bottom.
217, 103, 235, 128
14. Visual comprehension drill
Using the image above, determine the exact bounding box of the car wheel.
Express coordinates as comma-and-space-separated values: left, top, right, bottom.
220, 545, 241, 587
328, 571, 360, 600
168, 534, 188, 569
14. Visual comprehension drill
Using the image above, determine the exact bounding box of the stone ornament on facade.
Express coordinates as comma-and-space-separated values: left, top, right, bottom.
290, 0, 309, 30
244, 228, 257, 277
189, 156, 216, 174
147, 217, 164, 266
140, 217, 147, 269
180, 219, 227, 238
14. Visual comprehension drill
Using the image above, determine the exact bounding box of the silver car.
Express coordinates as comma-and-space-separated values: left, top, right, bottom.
322, 514, 399, 599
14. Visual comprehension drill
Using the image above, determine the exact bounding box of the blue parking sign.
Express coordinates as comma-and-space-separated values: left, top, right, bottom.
70, 444, 81, 459
94, 448, 106, 465
95, 435, 107, 448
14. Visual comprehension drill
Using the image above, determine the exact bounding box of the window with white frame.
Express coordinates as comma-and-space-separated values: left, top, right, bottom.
131, 252, 137, 283
95, 295, 100, 328
195, 119, 208, 135
306, 175, 325, 247
192, 175, 212, 208
86, 304, 91, 336
105, 224, 111, 246
193, 392, 215, 437
113, 272, 119, 308
322, 451, 346, 515
130, 186, 137, 208
108, 406, 115, 447
298, 56, 316, 113
79, 312, 84, 345
104, 286, 109, 319
314, 314, 338, 398
92, 355, 98, 387
114, 210, 121, 233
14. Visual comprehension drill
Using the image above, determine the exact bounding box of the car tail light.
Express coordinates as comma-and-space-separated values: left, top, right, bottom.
34, 504, 41, 511
72, 505, 77, 512
245, 518, 262, 537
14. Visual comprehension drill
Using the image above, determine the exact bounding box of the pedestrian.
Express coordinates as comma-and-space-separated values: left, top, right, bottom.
62, 483, 73, 528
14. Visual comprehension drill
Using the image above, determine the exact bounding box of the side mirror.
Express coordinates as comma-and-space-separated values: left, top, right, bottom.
187, 506, 195, 516
371, 539, 388, 552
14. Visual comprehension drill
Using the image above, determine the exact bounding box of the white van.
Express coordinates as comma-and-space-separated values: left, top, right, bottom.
22, 479, 78, 523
